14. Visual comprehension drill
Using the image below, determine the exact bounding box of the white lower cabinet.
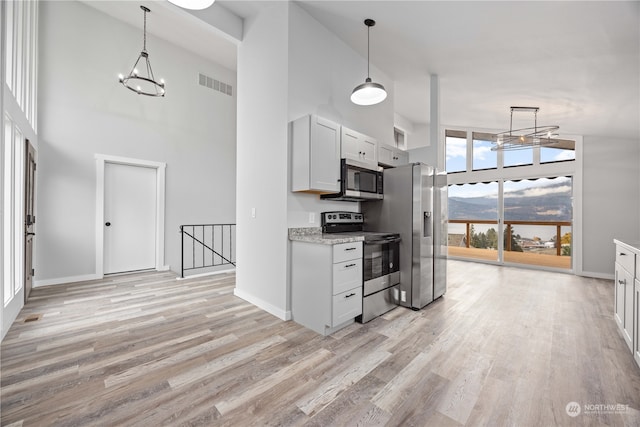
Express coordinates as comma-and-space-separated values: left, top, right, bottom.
291, 241, 363, 335
613, 240, 639, 369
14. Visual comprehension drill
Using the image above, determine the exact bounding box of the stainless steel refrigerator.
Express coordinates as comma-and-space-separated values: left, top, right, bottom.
362, 163, 447, 309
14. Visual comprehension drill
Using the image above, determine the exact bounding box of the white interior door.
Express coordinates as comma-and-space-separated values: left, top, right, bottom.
104, 163, 156, 274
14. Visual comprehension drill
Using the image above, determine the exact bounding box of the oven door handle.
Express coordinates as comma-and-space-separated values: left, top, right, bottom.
366, 237, 401, 245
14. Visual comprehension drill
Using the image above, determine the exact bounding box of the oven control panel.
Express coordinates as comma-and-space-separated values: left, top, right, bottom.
321, 211, 363, 225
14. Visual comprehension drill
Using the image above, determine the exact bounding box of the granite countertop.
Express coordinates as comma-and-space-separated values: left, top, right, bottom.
288, 227, 364, 245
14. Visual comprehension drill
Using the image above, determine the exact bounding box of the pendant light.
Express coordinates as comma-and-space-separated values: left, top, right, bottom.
167, 0, 215, 10
118, 5, 166, 97
351, 18, 387, 106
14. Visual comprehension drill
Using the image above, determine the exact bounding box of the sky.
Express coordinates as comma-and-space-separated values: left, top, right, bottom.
446, 135, 575, 172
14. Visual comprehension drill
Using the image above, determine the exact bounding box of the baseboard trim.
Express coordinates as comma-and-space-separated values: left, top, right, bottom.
579, 271, 614, 280
233, 288, 292, 321
34, 273, 101, 288
176, 268, 236, 281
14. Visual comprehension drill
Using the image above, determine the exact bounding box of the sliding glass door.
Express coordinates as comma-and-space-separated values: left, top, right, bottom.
502, 176, 572, 269
448, 176, 573, 271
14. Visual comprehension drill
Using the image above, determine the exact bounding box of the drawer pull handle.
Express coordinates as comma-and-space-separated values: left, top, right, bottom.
345, 263, 356, 268
345, 293, 356, 298
619, 279, 626, 285
619, 252, 627, 256
345, 247, 357, 251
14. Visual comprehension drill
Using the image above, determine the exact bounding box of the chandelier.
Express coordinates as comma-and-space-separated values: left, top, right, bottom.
492, 107, 559, 151
118, 5, 165, 97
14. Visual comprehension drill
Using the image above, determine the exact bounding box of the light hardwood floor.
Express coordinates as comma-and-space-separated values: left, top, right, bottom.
2, 261, 640, 426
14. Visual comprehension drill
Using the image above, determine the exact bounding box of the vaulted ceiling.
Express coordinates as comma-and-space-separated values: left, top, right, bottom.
84, 0, 640, 140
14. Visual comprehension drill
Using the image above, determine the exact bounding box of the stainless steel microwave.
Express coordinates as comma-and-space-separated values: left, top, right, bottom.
321, 159, 383, 202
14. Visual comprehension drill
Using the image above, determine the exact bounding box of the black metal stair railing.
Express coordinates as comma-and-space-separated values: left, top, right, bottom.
180, 224, 236, 278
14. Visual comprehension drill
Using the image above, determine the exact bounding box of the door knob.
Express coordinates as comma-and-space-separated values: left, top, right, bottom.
105, 222, 111, 227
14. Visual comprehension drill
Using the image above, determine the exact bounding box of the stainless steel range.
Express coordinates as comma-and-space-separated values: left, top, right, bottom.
321, 211, 401, 322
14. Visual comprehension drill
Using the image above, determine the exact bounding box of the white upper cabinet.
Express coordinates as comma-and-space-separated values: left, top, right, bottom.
341, 126, 378, 168
378, 143, 409, 168
291, 115, 341, 193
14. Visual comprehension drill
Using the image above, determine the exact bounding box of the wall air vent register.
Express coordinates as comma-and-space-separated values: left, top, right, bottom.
198, 73, 233, 97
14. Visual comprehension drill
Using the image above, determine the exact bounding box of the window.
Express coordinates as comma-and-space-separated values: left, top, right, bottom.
4, 0, 38, 131
445, 130, 466, 173
448, 182, 499, 262
472, 132, 497, 170
444, 128, 575, 173
503, 177, 572, 269
394, 127, 406, 149
445, 127, 578, 272
3, 117, 25, 304
504, 148, 533, 167
541, 139, 576, 163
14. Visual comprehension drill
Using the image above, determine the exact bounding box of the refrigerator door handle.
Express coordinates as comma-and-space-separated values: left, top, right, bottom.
423, 211, 432, 238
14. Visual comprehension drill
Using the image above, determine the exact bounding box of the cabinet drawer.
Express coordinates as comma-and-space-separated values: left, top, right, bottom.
333, 259, 362, 295
333, 242, 362, 263
616, 246, 636, 274
332, 287, 362, 327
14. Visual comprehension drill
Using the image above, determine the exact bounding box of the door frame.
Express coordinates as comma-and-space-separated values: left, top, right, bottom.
95, 154, 167, 278
24, 139, 36, 303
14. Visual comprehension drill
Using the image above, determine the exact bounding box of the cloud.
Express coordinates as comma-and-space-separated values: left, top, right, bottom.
507, 185, 572, 198
446, 139, 466, 160
473, 146, 492, 161
554, 150, 575, 161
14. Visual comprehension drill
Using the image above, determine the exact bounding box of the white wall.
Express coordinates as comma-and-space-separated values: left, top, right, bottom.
582, 135, 640, 276
286, 2, 395, 228
234, 2, 397, 319
36, 1, 236, 284
408, 123, 430, 150
235, 2, 290, 320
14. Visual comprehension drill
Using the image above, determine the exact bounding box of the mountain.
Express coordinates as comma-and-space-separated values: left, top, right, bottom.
448, 181, 572, 222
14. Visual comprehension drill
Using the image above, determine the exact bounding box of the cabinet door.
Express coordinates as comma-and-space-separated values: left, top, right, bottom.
341, 126, 378, 168
341, 127, 362, 161
379, 144, 409, 168
359, 135, 378, 165
395, 149, 409, 166
615, 263, 625, 330
378, 145, 393, 166
616, 265, 634, 352
624, 268, 634, 352
310, 116, 341, 192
